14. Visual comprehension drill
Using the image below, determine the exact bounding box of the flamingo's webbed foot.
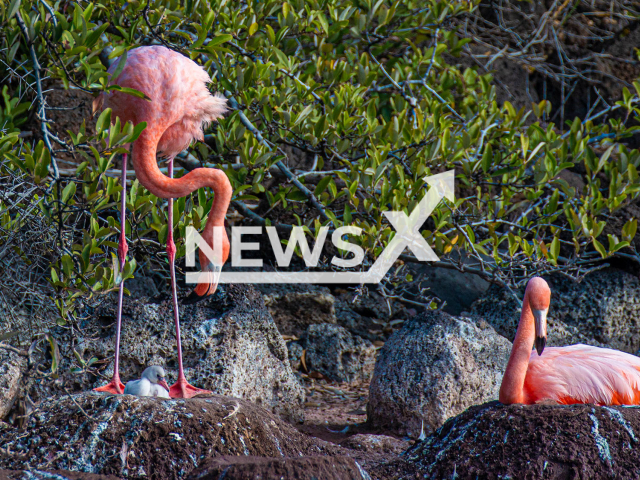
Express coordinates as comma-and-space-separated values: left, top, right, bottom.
169, 377, 211, 398
94, 377, 125, 395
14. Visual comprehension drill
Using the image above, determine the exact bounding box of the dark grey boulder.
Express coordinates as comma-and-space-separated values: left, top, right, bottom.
300, 324, 377, 383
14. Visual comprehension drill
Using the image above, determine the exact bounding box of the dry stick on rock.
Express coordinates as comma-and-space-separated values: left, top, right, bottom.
0, 342, 28, 357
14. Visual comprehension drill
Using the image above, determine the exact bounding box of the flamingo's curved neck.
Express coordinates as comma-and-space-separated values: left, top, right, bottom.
131, 127, 231, 227
499, 291, 535, 404
131, 125, 232, 294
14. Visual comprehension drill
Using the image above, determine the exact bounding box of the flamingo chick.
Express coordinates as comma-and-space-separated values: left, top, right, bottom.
124, 366, 170, 398
499, 276, 640, 405
93, 46, 231, 398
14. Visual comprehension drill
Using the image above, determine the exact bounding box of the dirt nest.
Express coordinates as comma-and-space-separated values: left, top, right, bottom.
0, 470, 118, 480
375, 401, 640, 480
187, 455, 369, 480
0, 392, 339, 480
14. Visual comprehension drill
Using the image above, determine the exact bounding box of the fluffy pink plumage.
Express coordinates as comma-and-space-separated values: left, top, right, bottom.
525, 344, 640, 405
98, 45, 227, 158
500, 277, 640, 405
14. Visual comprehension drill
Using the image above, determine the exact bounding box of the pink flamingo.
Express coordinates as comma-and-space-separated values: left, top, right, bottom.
499, 276, 640, 405
93, 45, 231, 398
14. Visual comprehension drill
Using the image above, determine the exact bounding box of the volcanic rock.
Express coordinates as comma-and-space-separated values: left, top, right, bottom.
340, 434, 410, 455
367, 311, 511, 437
261, 285, 337, 337
0, 350, 25, 419
300, 324, 377, 383
0, 469, 118, 480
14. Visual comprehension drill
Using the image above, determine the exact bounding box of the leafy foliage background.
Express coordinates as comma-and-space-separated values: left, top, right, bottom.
1, 0, 639, 350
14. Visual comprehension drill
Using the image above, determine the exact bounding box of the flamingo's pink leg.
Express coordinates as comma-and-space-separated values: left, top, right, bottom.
166, 157, 212, 399
95, 153, 127, 395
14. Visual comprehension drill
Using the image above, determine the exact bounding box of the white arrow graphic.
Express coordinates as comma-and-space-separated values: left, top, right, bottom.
186, 169, 455, 284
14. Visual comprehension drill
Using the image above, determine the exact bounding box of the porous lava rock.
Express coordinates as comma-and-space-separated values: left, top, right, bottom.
0, 469, 118, 480
471, 269, 640, 354
299, 324, 377, 383
186, 455, 370, 480
261, 285, 337, 337
0, 392, 337, 480
51, 284, 304, 422
367, 311, 511, 437
386, 401, 640, 480
0, 350, 25, 419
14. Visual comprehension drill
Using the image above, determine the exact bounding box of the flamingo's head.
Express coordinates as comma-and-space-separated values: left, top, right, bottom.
526, 277, 550, 356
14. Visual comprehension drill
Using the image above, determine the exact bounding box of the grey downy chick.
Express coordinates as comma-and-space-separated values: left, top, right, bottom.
124, 366, 170, 398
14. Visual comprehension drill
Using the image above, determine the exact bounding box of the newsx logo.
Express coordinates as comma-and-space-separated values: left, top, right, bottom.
185, 170, 454, 284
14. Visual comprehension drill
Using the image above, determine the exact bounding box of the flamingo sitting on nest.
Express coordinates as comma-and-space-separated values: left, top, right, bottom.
93, 45, 231, 398
499, 276, 640, 405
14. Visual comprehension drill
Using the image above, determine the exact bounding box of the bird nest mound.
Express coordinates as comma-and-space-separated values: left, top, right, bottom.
376, 401, 640, 479
0, 392, 337, 480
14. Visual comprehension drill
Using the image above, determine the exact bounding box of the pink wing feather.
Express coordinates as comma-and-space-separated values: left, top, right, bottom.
524, 344, 640, 405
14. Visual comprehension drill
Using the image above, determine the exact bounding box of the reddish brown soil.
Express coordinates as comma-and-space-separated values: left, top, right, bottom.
187, 455, 368, 480
298, 377, 370, 443
0, 393, 340, 480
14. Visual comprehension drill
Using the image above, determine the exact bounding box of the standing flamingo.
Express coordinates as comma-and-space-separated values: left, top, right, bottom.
93, 45, 231, 398
499, 276, 640, 405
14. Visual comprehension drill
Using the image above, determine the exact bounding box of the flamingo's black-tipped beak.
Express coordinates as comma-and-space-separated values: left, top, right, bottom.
183, 263, 221, 305
532, 307, 548, 356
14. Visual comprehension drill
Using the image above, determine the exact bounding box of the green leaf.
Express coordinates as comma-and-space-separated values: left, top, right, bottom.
597, 145, 615, 173
62, 182, 77, 204
124, 121, 147, 143
249, 22, 259, 36
549, 237, 560, 261
7, 0, 21, 19
110, 50, 128, 81
45, 333, 61, 375
208, 34, 233, 47
96, 108, 111, 134
481, 144, 492, 173
317, 12, 329, 35
106, 85, 151, 101
314, 176, 332, 196
592, 238, 607, 259
294, 105, 314, 127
